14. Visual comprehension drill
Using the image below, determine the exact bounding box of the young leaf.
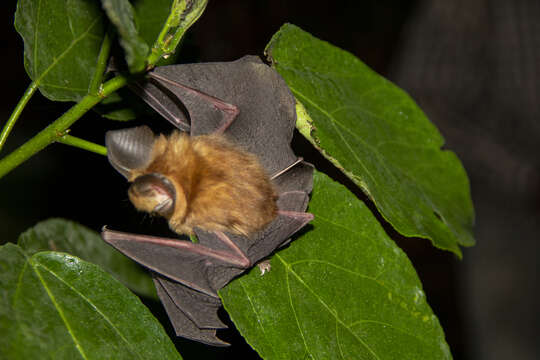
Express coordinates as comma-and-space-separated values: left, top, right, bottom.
221, 171, 452, 359
15, 0, 106, 101
146, 0, 208, 66
133, 0, 180, 66
101, 0, 150, 73
133, 0, 174, 48
0, 243, 181, 359
266, 24, 474, 256
18, 218, 156, 299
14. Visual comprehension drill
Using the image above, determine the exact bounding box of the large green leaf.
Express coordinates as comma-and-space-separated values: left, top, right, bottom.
266, 24, 474, 256
221, 171, 452, 359
0, 243, 180, 360
18, 218, 156, 299
15, 0, 106, 101
101, 0, 150, 73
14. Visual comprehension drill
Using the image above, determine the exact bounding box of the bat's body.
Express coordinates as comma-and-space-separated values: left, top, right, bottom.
128, 131, 277, 237
102, 56, 313, 346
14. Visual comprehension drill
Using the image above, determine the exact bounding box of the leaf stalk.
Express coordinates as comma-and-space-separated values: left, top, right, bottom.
56, 134, 107, 156
0, 81, 38, 152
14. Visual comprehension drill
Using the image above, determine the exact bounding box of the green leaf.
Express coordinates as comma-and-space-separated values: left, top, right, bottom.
94, 90, 153, 121
18, 218, 156, 299
221, 171, 452, 359
134, 0, 173, 48
101, 0, 150, 73
94, 92, 138, 120
133, 0, 181, 66
15, 0, 107, 101
266, 24, 474, 256
0, 243, 180, 360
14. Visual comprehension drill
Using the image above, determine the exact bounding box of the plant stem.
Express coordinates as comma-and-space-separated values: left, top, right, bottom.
89, 30, 113, 95
57, 135, 107, 156
0, 75, 127, 179
0, 82, 39, 152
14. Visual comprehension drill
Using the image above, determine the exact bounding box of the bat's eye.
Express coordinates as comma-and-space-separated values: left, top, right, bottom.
128, 173, 176, 218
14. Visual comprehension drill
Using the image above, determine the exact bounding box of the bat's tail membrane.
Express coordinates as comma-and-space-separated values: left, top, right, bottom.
154, 276, 230, 347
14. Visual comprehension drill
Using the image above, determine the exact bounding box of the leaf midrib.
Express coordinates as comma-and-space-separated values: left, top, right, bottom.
30, 260, 89, 360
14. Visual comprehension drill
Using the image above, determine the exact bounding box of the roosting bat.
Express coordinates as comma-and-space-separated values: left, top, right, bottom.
101, 56, 313, 346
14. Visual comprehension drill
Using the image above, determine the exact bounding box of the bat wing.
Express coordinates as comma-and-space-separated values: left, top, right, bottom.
142, 55, 298, 175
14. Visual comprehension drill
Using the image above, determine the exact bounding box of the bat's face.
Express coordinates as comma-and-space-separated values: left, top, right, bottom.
128, 173, 176, 219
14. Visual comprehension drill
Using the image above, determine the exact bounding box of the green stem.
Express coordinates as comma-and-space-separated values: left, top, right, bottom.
57, 135, 107, 156
89, 30, 113, 95
0, 75, 127, 179
0, 82, 39, 152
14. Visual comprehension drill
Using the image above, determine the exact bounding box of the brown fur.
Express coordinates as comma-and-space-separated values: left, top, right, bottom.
128, 131, 278, 236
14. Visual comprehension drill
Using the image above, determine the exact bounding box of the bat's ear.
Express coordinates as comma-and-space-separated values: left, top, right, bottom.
105, 126, 156, 179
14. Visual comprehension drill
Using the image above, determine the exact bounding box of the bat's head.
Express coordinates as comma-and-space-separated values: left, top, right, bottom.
105, 126, 186, 220
128, 173, 176, 218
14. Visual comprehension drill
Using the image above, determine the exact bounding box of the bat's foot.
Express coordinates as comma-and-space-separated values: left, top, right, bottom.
257, 260, 272, 275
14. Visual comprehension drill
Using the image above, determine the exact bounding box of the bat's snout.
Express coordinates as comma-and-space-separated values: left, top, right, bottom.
129, 173, 176, 218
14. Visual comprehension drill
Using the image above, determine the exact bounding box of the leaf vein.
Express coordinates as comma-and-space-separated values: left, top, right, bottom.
33, 0, 43, 78
335, 317, 346, 360
40, 83, 87, 92
238, 279, 276, 358
349, 319, 436, 346
285, 264, 311, 357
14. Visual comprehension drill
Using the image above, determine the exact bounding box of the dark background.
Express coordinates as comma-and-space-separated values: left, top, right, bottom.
1, 0, 538, 359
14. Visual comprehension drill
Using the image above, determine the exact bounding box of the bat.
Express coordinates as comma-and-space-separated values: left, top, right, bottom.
101, 56, 314, 346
